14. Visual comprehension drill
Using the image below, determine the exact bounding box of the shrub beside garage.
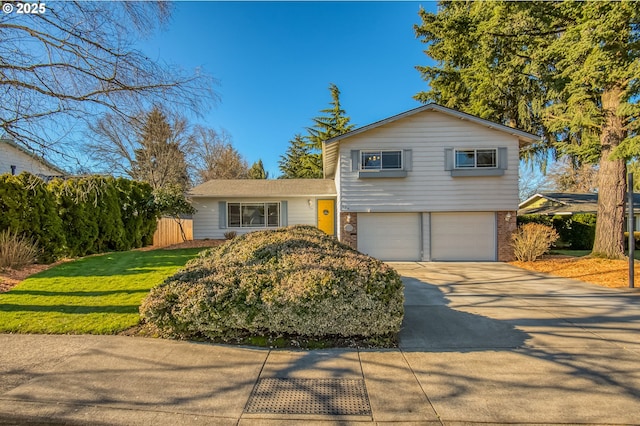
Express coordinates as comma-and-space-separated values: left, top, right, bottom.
140, 225, 405, 347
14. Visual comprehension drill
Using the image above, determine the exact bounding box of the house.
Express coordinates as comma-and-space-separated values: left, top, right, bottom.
190, 179, 337, 239
0, 138, 65, 180
190, 103, 539, 261
519, 192, 640, 230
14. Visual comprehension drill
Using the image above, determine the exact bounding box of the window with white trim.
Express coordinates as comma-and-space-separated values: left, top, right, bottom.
360, 150, 403, 170
455, 148, 497, 169
228, 202, 279, 228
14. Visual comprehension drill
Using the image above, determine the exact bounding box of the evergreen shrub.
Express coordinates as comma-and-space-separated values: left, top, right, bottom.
140, 225, 404, 344
0, 173, 65, 262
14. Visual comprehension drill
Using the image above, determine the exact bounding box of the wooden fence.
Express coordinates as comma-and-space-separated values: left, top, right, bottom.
153, 217, 193, 247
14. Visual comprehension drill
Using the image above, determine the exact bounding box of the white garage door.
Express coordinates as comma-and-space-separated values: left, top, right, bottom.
358, 213, 421, 261
431, 212, 496, 261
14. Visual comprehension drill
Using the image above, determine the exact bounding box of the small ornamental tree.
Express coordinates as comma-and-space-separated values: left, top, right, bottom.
154, 185, 195, 242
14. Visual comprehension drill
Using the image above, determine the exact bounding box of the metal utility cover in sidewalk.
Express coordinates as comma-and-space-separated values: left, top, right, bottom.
244, 378, 371, 416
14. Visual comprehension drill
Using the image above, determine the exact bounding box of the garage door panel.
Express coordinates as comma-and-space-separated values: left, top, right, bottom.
358, 213, 420, 261
431, 212, 496, 261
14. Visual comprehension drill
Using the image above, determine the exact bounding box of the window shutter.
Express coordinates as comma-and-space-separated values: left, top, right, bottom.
280, 201, 288, 226
444, 148, 454, 171
403, 149, 412, 171
218, 201, 227, 229
351, 150, 359, 171
498, 147, 508, 170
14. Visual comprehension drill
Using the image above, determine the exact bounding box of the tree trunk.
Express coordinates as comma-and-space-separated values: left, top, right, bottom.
592, 86, 626, 259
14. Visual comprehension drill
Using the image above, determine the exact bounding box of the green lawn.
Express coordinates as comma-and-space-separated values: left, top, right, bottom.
549, 249, 592, 257
0, 248, 203, 334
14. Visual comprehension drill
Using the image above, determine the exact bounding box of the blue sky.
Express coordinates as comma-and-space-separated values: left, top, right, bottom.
139, 1, 437, 178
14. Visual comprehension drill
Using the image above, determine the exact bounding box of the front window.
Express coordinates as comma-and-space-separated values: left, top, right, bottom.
228, 202, 279, 228
361, 150, 402, 170
455, 149, 497, 169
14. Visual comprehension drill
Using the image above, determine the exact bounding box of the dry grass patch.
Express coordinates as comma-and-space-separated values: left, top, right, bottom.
511, 256, 640, 289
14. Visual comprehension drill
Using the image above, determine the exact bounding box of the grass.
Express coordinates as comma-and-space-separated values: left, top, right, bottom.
0, 248, 203, 334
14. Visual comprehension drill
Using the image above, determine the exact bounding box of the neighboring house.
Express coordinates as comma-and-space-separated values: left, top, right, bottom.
0, 138, 65, 180
190, 179, 337, 239
519, 192, 640, 230
191, 103, 539, 261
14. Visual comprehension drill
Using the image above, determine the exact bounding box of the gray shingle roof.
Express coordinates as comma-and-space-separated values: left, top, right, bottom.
518, 192, 640, 215
189, 179, 337, 198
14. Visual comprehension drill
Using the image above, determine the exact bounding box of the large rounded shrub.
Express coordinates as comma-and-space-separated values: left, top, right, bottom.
140, 225, 404, 344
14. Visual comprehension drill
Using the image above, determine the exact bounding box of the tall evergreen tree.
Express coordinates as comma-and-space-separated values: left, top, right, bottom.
248, 159, 269, 179
415, 1, 640, 259
278, 135, 317, 179
279, 83, 354, 178
307, 83, 355, 150
131, 108, 190, 191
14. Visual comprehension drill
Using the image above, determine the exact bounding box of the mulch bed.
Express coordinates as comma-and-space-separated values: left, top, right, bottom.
510, 255, 640, 289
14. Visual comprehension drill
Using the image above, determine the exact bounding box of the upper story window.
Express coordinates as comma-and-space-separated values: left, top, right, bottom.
228, 202, 279, 228
455, 149, 497, 169
361, 150, 403, 170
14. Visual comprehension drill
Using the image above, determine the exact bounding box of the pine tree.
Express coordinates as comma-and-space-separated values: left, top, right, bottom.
415, 1, 640, 259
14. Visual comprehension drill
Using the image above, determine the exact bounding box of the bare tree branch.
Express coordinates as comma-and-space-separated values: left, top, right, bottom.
0, 1, 217, 160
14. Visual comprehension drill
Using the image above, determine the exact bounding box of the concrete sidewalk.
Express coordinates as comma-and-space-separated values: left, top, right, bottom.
1, 262, 639, 425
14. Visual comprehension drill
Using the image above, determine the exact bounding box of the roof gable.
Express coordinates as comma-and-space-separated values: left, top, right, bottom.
322, 103, 540, 178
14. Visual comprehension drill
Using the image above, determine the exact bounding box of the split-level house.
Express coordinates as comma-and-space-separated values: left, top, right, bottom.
190, 104, 539, 261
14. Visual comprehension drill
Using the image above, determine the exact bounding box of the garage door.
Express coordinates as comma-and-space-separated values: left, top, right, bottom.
358, 213, 421, 261
431, 212, 496, 261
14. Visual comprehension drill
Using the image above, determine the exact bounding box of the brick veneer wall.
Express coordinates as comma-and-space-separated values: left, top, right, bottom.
497, 211, 517, 261
339, 212, 358, 249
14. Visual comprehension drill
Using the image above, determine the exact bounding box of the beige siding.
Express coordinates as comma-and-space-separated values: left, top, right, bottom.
192, 197, 325, 240
0, 144, 61, 176
338, 111, 519, 213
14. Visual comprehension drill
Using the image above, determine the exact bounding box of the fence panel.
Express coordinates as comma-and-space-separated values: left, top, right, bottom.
153, 217, 193, 247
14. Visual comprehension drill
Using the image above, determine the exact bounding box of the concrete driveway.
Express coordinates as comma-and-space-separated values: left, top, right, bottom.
395, 262, 640, 424
0, 262, 639, 425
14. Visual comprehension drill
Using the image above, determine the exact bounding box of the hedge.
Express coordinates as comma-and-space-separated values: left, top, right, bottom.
0, 172, 159, 261
0, 173, 65, 262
